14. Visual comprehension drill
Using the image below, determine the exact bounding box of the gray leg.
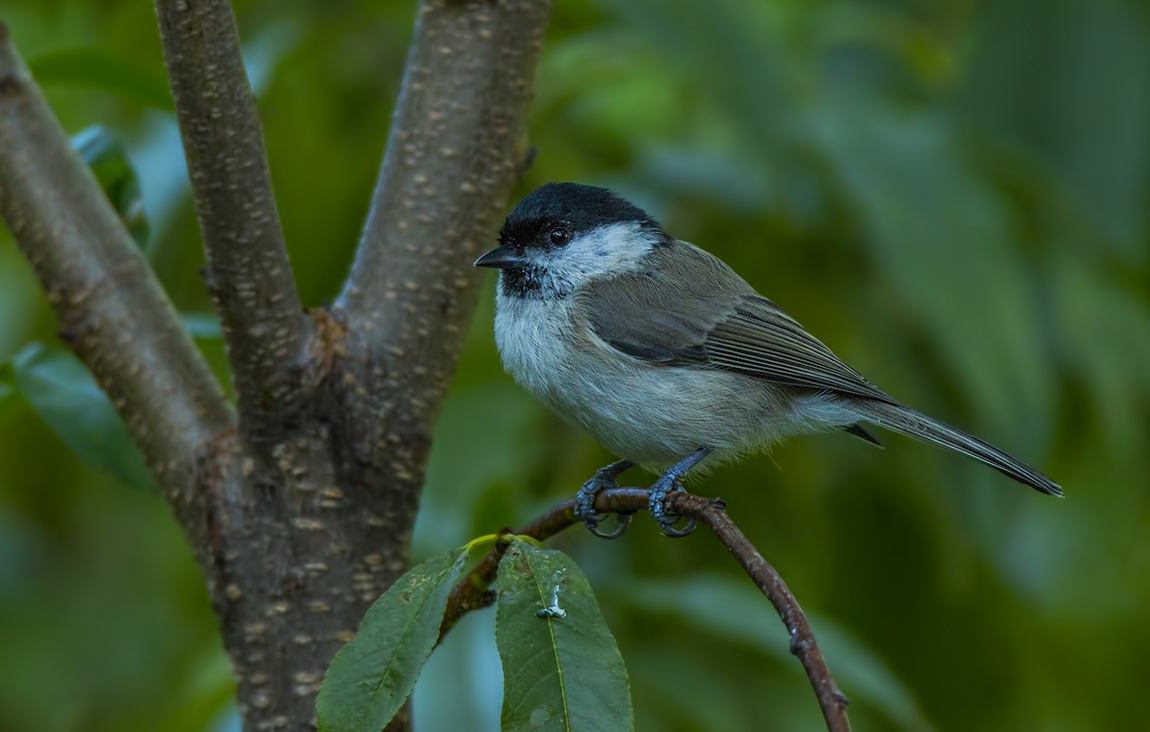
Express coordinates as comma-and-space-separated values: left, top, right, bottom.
574, 459, 635, 539
649, 447, 712, 538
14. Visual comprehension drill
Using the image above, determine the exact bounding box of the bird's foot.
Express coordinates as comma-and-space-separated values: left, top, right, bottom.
574, 460, 634, 539
648, 447, 712, 538
648, 475, 696, 538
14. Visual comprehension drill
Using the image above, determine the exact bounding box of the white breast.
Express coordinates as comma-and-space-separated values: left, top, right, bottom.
493, 294, 578, 402
493, 288, 829, 471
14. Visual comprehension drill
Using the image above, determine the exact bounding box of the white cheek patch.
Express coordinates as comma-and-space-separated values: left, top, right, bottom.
544, 222, 659, 287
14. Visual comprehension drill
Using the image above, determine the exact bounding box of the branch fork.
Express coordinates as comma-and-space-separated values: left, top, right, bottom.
0, 0, 551, 729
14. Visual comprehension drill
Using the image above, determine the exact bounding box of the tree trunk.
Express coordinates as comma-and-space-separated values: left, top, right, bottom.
0, 0, 553, 728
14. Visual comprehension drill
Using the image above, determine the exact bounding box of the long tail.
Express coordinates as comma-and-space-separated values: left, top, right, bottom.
857, 401, 1062, 497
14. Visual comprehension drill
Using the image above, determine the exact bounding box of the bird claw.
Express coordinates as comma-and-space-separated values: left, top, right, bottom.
648, 476, 697, 538
584, 511, 633, 540
647, 447, 711, 538
574, 461, 634, 539
575, 451, 708, 539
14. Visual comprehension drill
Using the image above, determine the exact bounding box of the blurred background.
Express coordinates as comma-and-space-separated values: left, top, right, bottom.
1, 0, 1148, 730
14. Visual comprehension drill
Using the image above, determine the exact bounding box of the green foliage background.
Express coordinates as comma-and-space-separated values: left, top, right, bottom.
1, 0, 1148, 730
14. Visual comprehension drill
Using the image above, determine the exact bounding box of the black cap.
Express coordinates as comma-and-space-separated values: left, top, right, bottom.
499, 183, 666, 248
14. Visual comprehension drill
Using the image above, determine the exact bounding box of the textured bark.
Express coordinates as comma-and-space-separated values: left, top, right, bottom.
0, 24, 234, 497
184, 373, 421, 732
0, 0, 553, 727
336, 0, 552, 467
154, 0, 309, 457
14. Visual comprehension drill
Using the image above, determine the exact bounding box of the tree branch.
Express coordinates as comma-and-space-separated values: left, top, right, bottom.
154, 0, 308, 451
337, 0, 551, 386
440, 488, 853, 732
324, 0, 553, 606
0, 24, 234, 492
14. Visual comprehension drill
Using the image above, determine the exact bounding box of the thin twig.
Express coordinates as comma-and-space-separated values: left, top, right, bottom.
439, 487, 852, 732
0, 24, 235, 492
154, 0, 308, 448
695, 497, 852, 732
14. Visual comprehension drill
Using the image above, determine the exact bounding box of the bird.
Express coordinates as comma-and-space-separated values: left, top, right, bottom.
475, 182, 1061, 538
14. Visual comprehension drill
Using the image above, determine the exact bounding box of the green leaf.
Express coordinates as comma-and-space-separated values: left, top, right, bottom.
316, 547, 469, 732
10, 343, 157, 492
71, 126, 151, 249
29, 49, 174, 111
496, 540, 633, 732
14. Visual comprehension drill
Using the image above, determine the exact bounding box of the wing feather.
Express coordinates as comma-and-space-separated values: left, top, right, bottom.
581, 240, 897, 404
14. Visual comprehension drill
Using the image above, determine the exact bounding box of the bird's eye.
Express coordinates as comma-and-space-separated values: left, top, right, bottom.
548, 226, 570, 247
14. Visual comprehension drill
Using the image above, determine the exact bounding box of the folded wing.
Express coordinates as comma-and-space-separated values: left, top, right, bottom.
581, 240, 896, 405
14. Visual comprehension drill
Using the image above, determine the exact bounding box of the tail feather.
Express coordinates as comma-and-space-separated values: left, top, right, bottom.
842, 423, 883, 447
858, 402, 1062, 497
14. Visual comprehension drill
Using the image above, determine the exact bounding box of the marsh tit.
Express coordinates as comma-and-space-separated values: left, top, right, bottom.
476, 182, 1061, 538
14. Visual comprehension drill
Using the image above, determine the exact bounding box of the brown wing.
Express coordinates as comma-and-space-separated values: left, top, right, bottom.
581, 240, 897, 405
